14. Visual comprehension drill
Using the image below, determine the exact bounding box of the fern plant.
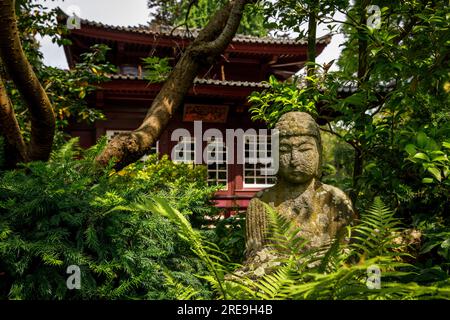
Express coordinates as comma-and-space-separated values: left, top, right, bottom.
351, 197, 404, 258
149, 196, 450, 300
0, 138, 217, 299
138, 196, 235, 299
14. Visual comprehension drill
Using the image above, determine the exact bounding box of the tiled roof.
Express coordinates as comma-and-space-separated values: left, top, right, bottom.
194, 78, 271, 88
108, 74, 271, 88
59, 9, 331, 46
107, 74, 366, 92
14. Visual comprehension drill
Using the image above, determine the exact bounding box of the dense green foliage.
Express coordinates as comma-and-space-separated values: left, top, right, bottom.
211, 212, 246, 264
249, 76, 320, 126
320, 130, 354, 192
1, 1, 115, 145
260, 0, 348, 37
141, 56, 173, 84
154, 196, 450, 299
148, 0, 268, 36
248, 0, 450, 272
0, 139, 219, 299
0, 0, 448, 301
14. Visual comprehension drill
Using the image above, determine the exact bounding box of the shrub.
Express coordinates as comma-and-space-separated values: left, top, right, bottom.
0, 137, 4, 170
210, 212, 246, 263
149, 197, 450, 300
0, 138, 218, 299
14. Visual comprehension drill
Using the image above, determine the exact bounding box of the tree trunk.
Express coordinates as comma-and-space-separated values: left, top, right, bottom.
0, 74, 28, 167
0, 0, 55, 162
96, 0, 250, 169
306, 2, 317, 85
357, 0, 369, 82
352, 0, 370, 204
350, 147, 363, 204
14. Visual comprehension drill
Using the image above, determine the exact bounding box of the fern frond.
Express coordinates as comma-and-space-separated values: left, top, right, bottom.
50, 138, 80, 162
164, 271, 201, 300
131, 196, 231, 299
263, 203, 309, 256
318, 227, 348, 273
352, 197, 403, 258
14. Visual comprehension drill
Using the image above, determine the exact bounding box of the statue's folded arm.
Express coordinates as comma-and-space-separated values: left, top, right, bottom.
245, 197, 269, 258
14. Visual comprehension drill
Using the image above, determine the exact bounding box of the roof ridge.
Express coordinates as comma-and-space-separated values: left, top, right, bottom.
106, 74, 398, 94
57, 8, 332, 45
107, 74, 270, 87
106, 75, 385, 93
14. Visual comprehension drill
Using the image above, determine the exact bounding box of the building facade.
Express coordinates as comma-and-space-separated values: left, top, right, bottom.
60, 14, 331, 210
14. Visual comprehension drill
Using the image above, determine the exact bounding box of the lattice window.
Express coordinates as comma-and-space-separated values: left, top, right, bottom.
243, 134, 276, 188
105, 130, 158, 160
119, 65, 139, 76
172, 136, 196, 164
205, 137, 228, 189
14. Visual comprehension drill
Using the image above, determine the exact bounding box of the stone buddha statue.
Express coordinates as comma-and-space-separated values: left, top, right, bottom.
245, 112, 356, 260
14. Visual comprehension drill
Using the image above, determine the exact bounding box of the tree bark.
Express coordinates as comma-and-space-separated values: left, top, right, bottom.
351, 0, 370, 204
0, 0, 55, 162
306, 2, 317, 85
357, 0, 369, 82
0, 74, 28, 167
96, 0, 251, 169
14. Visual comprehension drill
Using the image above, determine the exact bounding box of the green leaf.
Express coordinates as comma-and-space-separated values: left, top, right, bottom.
422, 177, 434, 184
416, 132, 428, 149
432, 155, 448, 162
441, 239, 450, 249
427, 167, 442, 182
420, 241, 441, 253
413, 153, 430, 161
405, 144, 417, 155
344, 93, 365, 106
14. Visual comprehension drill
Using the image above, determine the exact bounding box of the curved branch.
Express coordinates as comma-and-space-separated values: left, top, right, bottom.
191, 0, 248, 56
0, 74, 28, 167
0, 0, 55, 161
96, 0, 251, 168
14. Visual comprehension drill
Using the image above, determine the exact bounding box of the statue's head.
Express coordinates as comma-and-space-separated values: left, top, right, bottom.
275, 112, 322, 184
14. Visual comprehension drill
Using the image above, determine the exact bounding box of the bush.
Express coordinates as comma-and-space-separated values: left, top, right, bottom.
0, 137, 4, 170
211, 212, 246, 263
0, 138, 218, 299
151, 197, 450, 300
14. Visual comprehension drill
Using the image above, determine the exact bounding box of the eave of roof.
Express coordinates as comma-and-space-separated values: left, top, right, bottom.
57, 9, 331, 47
109, 74, 269, 88
107, 74, 362, 93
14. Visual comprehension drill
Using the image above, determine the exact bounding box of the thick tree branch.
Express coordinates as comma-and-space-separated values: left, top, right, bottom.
0, 0, 55, 161
306, 2, 317, 84
0, 74, 28, 167
190, 0, 248, 56
350, 0, 370, 204
96, 0, 251, 169
357, 0, 370, 83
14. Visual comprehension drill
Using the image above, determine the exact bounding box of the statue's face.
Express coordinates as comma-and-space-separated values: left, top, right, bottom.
278, 135, 319, 184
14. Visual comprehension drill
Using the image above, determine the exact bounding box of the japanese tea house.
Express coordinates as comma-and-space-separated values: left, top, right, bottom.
59, 13, 332, 210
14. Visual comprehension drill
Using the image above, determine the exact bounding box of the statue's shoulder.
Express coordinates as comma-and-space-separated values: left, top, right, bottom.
254, 188, 269, 199
255, 185, 278, 202
248, 187, 275, 208
316, 182, 354, 215
316, 182, 350, 200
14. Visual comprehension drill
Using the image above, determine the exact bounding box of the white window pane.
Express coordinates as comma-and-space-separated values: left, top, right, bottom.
243, 134, 276, 188
173, 137, 195, 164
206, 137, 227, 190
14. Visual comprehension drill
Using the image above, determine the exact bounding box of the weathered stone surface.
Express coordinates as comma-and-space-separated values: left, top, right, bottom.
245, 112, 356, 261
